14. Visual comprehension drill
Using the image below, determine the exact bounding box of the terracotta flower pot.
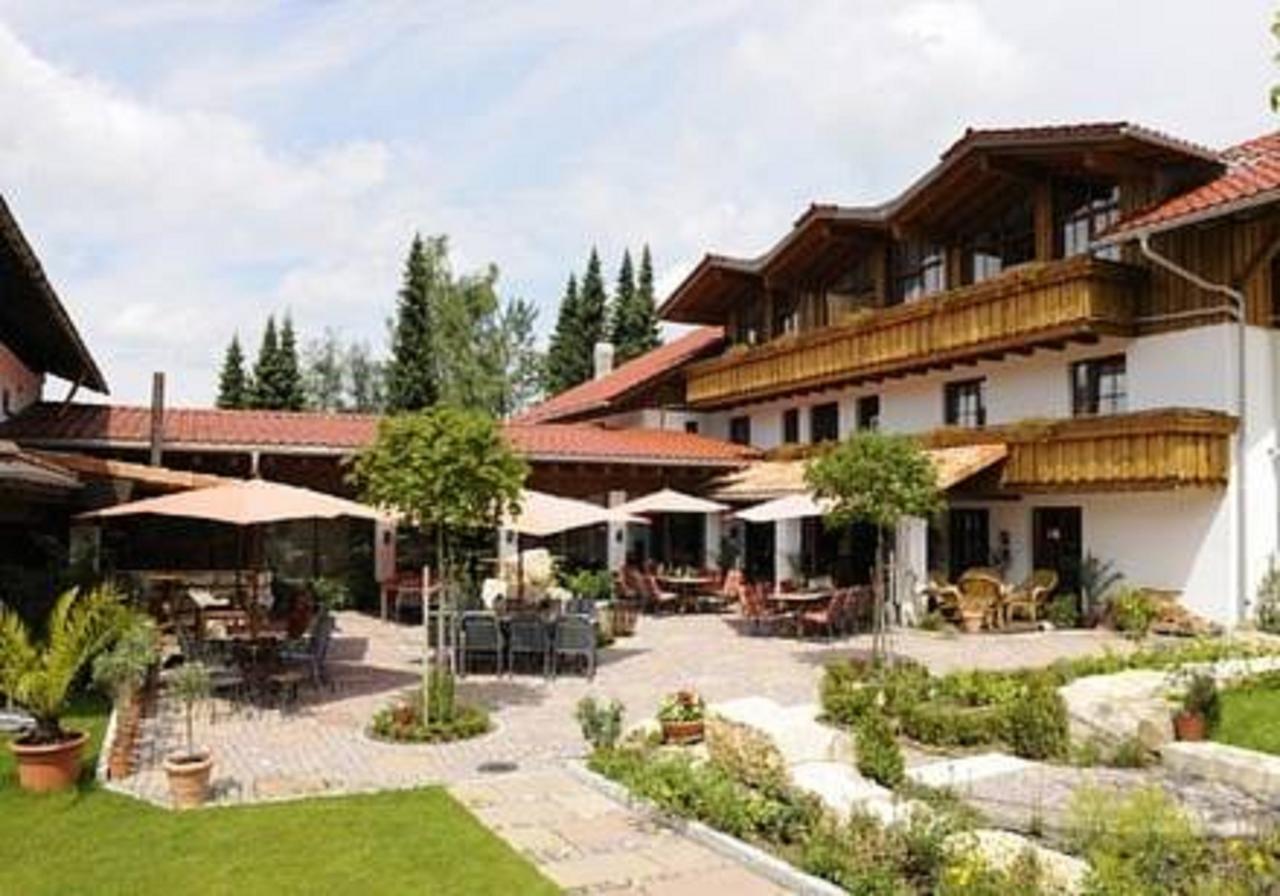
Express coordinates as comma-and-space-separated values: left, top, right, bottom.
164, 751, 213, 810
959, 611, 984, 634
1173, 710, 1207, 742
661, 719, 705, 745
612, 601, 639, 637
11, 730, 88, 792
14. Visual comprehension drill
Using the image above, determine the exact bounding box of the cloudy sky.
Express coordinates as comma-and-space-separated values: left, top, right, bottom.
1, 0, 1276, 405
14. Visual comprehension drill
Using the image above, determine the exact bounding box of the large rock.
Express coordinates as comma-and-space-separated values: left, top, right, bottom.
711, 697, 854, 765
1059, 670, 1173, 751
945, 828, 1088, 894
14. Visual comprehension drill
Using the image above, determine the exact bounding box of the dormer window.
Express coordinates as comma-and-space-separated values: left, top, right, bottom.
1056, 181, 1121, 261
963, 194, 1035, 284
890, 239, 945, 304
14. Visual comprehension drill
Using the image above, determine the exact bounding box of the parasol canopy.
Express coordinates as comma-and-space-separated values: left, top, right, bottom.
734, 492, 831, 523
614, 488, 728, 516
502, 489, 647, 538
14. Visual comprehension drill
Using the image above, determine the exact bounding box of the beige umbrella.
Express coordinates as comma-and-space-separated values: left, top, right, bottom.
503, 489, 646, 538
78, 477, 387, 525
735, 492, 831, 523
613, 488, 728, 516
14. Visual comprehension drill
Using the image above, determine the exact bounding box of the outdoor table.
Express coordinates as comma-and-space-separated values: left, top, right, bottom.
767, 590, 833, 635
657, 575, 717, 614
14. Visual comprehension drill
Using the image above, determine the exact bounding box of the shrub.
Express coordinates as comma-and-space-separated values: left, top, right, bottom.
656, 689, 704, 723
900, 700, 1006, 747
1256, 556, 1280, 634
1005, 674, 1069, 760
799, 816, 913, 896
856, 707, 905, 788
917, 610, 947, 632
369, 686, 490, 743
937, 848, 1046, 896
1109, 587, 1159, 637
575, 697, 624, 751
1179, 672, 1221, 729
1046, 592, 1081, 629
705, 715, 790, 797
879, 660, 932, 716
934, 668, 1023, 707
821, 662, 880, 725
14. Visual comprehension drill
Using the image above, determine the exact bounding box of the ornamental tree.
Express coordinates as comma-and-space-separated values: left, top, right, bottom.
805, 432, 941, 656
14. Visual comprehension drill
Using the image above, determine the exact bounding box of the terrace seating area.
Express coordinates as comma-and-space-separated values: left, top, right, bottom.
925, 567, 1061, 632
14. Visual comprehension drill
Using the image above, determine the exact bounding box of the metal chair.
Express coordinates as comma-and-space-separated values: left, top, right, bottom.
507, 615, 552, 678
280, 610, 336, 687
458, 612, 504, 677
553, 614, 597, 679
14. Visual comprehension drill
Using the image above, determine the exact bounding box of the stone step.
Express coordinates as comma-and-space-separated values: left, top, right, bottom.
906, 752, 1032, 792
711, 697, 853, 766
1163, 740, 1280, 802
789, 760, 906, 824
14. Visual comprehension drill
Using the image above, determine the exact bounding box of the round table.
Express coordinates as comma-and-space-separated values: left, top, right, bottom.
657, 575, 717, 613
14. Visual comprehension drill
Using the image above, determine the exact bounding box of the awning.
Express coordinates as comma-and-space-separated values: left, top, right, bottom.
614, 488, 728, 515
503, 489, 647, 538
77, 477, 387, 525
711, 443, 1009, 503
0, 440, 80, 492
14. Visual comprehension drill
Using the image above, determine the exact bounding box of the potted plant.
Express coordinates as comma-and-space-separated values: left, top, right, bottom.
658, 689, 706, 745
164, 661, 213, 809
92, 616, 157, 780
1173, 672, 1219, 742
0, 585, 129, 792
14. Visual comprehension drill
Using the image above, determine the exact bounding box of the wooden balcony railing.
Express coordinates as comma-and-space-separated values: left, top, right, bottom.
684, 255, 1144, 408
928, 409, 1237, 492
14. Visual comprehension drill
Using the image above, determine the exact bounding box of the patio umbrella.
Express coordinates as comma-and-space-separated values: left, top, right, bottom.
613, 488, 728, 516
734, 492, 830, 523
503, 489, 646, 537
78, 477, 387, 525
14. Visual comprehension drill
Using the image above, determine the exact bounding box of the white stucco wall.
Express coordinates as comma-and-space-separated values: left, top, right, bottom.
0, 341, 42, 420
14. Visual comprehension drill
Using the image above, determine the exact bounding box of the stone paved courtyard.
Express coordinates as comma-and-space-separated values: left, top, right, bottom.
121, 611, 1133, 806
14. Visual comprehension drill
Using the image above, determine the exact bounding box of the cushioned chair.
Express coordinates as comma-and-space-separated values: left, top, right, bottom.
458, 612, 504, 677
958, 569, 1007, 629
740, 583, 793, 635
798, 589, 847, 640
1005, 569, 1059, 624
553, 615, 597, 679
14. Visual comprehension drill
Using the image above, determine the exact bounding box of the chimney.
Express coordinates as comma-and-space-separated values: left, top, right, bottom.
593, 341, 615, 380
149, 372, 165, 467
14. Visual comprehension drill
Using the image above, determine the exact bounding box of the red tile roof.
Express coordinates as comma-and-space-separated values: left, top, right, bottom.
515, 327, 724, 424
0, 402, 754, 466
1105, 131, 1280, 240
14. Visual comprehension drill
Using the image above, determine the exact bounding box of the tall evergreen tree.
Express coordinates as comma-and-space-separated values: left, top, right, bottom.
347, 342, 386, 413
608, 249, 636, 352
278, 314, 305, 411
631, 245, 661, 358
251, 315, 283, 409
575, 247, 608, 379
543, 274, 580, 395
216, 334, 249, 409
386, 234, 442, 412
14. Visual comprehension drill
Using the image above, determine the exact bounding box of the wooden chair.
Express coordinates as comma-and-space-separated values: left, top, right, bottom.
798, 589, 847, 640
1004, 569, 1059, 624
641, 574, 680, 615
739, 583, 793, 635
925, 573, 963, 619
958, 569, 1006, 630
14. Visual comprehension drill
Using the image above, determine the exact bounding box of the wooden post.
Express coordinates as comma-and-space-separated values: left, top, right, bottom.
1033, 181, 1054, 262
422, 563, 432, 721
148, 372, 165, 467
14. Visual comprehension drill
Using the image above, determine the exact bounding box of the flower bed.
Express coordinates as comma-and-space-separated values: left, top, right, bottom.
369, 679, 491, 744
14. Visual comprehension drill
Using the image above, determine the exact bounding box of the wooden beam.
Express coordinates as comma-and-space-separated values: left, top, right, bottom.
1082, 150, 1151, 180
1033, 180, 1054, 261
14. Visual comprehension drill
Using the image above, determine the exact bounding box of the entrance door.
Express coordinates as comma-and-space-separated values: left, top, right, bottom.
948, 508, 990, 579
1032, 507, 1083, 592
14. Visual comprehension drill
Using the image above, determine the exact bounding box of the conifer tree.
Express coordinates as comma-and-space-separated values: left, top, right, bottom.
543, 273, 580, 395
632, 245, 660, 357
386, 234, 441, 412
278, 314, 305, 411
574, 247, 608, 379
609, 249, 636, 355
216, 334, 250, 409
251, 315, 282, 409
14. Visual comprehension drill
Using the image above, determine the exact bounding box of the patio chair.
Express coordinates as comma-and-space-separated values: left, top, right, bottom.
845, 586, 875, 633
280, 610, 336, 688
698, 569, 739, 614
553, 614, 597, 679
641, 574, 680, 615
958, 569, 1006, 630
458, 612, 504, 677
507, 614, 552, 678
739, 583, 793, 635
1004, 569, 1059, 624
925, 573, 963, 619
798, 589, 847, 640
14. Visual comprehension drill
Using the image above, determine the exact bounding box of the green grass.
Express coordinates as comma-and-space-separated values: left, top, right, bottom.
1213, 685, 1280, 755
0, 695, 557, 896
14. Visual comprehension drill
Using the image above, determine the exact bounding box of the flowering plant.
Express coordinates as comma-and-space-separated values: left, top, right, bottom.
657, 689, 705, 724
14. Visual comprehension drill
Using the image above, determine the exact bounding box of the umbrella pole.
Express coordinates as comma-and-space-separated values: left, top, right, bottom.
311, 518, 320, 580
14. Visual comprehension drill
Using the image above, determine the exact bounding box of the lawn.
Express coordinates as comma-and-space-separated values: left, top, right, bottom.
1212, 684, 1280, 755
0, 695, 557, 896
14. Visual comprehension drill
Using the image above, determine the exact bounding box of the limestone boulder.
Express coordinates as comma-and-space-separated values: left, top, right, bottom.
1059, 670, 1173, 752
945, 828, 1089, 894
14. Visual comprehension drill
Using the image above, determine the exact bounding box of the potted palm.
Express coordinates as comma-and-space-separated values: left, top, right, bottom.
0, 585, 129, 792
1173, 672, 1219, 742
164, 661, 213, 809
92, 616, 157, 780
658, 690, 706, 745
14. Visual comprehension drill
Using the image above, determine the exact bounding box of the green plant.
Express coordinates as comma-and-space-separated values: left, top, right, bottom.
1109, 587, 1159, 637
716, 536, 741, 572
0, 585, 130, 744
575, 697, 624, 750
308, 576, 350, 612
565, 568, 612, 603
369, 685, 490, 743
1179, 672, 1221, 728
855, 707, 905, 788
91, 614, 156, 705
1005, 674, 1069, 760
657, 690, 704, 724
917, 610, 947, 632
900, 700, 1006, 747
1046, 592, 1081, 629
427, 667, 455, 723
1257, 556, 1280, 634
1079, 553, 1125, 620
1069, 786, 1207, 895
705, 715, 790, 797
169, 661, 211, 760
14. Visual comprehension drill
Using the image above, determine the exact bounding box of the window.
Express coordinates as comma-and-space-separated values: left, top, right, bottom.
890, 239, 945, 304
963, 194, 1035, 284
827, 257, 877, 321
782, 408, 800, 444
684, 420, 700, 435
1071, 355, 1126, 416
772, 293, 800, 338
856, 395, 880, 431
731, 302, 763, 346
1055, 181, 1121, 261
810, 402, 840, 443
944, 378, 986, 428
729, 415, 752, 446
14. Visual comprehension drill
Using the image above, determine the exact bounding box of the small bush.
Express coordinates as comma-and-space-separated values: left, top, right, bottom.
1109, 587, 1159, 637
1005, 674, 1069, 760
917, 610, 947, 632
821, 661, 881, 725
1045, 592, 1081, 629
705, 715, 790, 797
575, 697, 624, 750
799, 816, 913, 896
1069, 786, 1207, 895
369, 685, 490, 743
1256, 556, 1280, 634
900, 700, 1006, 747
856, 707, 905, 788
934, 668, 1023, 707
1179, 672, 1221, 730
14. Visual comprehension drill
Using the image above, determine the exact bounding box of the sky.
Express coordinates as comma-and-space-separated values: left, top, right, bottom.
1, 0, 1276, 406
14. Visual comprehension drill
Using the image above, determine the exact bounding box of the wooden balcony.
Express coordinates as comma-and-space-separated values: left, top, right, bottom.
684, 255, 1144, 408
929, 409, 1238, 492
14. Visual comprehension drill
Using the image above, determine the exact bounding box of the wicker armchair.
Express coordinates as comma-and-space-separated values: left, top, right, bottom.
958, 569, 1006, 630
1004, 569, 1059, 624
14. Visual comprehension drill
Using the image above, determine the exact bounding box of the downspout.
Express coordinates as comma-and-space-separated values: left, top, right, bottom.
1136, 233, 1249, 624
